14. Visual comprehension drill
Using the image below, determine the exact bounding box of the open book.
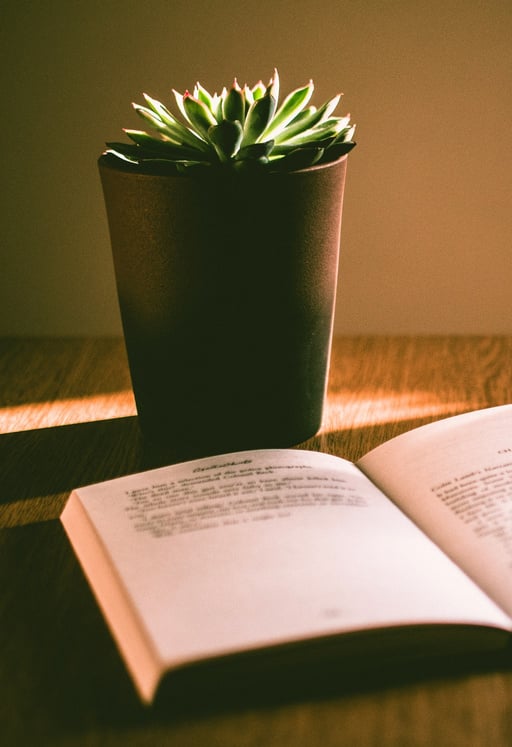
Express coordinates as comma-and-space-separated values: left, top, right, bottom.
61, 404, 512, 704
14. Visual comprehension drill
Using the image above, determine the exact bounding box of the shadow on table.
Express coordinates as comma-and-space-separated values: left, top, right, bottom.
0, 415, 238, 507
2, 513, 512, 745
4, 412, 506, 743
0, 414, 439, 507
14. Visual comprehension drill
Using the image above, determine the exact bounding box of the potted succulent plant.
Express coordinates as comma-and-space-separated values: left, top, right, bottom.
99, 69, 356, 458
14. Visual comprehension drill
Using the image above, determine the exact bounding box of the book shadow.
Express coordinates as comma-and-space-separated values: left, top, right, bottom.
152, 630, 512, 717
2, 520, 512, 744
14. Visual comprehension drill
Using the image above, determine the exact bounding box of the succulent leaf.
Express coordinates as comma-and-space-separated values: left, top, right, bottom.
262, 80, 314, 140
267, 68, 279, 104
210, 90, 224, 120
182, 93, 217, 140
276, 146, 326, 171
235, 140, 274, 161
321, 140, 357, 160
124, 130, 205, 161
172, 89, 190, 124
105, 70, 356, 173
243, 84, 255, 106
142, 94, 178, 128
208, 120, 243, 161
222, 80, 245, 122
251, 80, 267, 100
104, 143, 143, 163
242, 91, 277, 145
193, 82, 214, 108
275, 95, 341, 142
133, 101, 208, 151
132, 103, 166, 131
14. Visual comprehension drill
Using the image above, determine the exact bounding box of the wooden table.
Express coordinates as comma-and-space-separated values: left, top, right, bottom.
1, 336, 512, 745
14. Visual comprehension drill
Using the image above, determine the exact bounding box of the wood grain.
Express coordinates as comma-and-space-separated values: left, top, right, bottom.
1, 336, 512, 746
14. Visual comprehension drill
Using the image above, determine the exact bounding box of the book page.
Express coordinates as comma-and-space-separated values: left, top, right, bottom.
63, 447, 510, 700
358, 405, 512, 618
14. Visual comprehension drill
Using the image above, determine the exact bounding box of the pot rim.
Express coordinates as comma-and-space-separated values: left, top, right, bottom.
97, 152, 349, 180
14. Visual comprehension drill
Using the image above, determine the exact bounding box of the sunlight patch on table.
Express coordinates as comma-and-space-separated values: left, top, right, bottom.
0, 392, 137, 433
0, 494, 68, 528
323, 390, 471, 431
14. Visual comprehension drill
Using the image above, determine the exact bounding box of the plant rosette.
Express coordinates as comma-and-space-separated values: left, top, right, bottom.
104, 69, 356, 175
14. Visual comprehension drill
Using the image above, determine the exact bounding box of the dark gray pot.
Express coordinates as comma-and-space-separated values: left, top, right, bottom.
98, 155, 349, 458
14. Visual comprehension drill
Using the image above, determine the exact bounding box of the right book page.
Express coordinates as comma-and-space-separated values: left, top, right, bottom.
357, 404, 512, 618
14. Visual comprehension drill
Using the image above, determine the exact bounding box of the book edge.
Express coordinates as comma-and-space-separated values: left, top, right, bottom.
60, 491, 164, 704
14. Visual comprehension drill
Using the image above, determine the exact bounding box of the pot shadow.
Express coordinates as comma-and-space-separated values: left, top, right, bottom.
0, 414, 233, 511
0, 412, 434, 514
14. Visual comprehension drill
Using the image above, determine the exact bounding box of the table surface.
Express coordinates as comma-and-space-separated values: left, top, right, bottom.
1, 335, 512, 746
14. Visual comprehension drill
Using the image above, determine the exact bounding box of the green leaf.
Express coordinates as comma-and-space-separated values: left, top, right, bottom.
133, 103, 181, 146
267, 68, 279, 105
172, 88, 188, 121
212, 89, 225, 119
271, 146, 325, 171
124, 128, 168, 146
270, 137, 329, 156
174, 88, 219, 135
222, 80, 245, 122
322, 140, 357, 161
241, 91, 277, 145
142, 94, 179, 128
104, 144, 141, 163
104, 143, 205, 170
332, 124, 356, 142
309, 118, 352, 140
182, 93, 218, 139
275, 95, 341, 142
243, 84, 255, 106
235, 140, 274, 161
133, 103, 166, 130
277, 118, 350, 148
286, 106, 316, 127
251, 80, 266, 100
133, 102, 209, 151
208, 120, 243, 161
261, 80, 314, 139
123, 130, 205, 160
193, 81, 214, 109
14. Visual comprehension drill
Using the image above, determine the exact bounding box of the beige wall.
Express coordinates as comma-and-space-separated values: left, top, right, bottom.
2, 0, 511, 335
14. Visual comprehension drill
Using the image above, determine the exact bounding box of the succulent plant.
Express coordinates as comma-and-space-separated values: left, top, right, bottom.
104, 69, 356, 174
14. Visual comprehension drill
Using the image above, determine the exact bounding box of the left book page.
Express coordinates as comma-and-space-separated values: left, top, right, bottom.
60, 448, 510, 703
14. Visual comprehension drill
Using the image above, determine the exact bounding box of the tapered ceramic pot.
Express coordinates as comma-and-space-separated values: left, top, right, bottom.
99, 154, 348, 457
